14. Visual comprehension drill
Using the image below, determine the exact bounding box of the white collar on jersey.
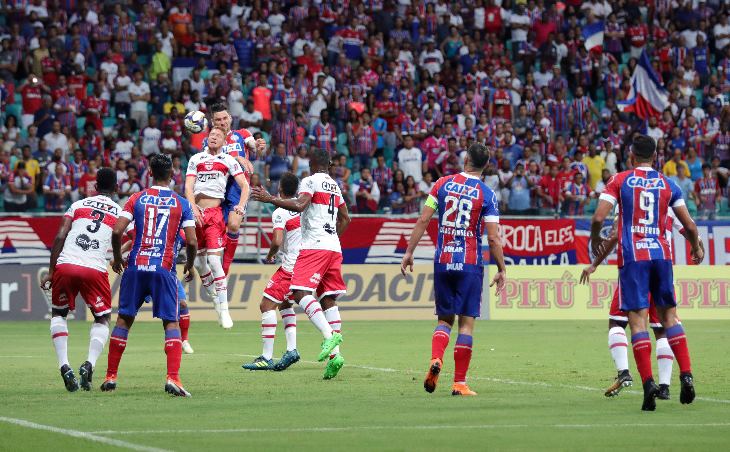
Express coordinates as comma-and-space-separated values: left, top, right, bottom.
460, 172, 481, 180
636, 166, 654, 171
150, 185, 170, 190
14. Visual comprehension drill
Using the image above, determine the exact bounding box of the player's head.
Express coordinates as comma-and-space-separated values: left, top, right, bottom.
95, 167, 117, 195
309, 148, 331, 173
149, 153, 173, 184
210, 102, 232, 132
279, 172, 299, 198
630, 134, 656, 166
464, 143, 490, 173
207, 127, 226, 151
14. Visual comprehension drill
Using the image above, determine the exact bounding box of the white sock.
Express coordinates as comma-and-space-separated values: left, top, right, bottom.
299, 295, 332, 339
87, 322, 110, 368
195, 253, 214, 291
608, 326, 629, 372
323, 305, 342, 356
280, 308, 297, 351
208, 254, 228, 311
50, 316, 69, 369
261, 310, 276, 360
656, 337, 674, 386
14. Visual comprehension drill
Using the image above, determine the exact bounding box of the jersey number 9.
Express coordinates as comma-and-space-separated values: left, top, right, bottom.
638, 191, 655, 226
443, 196, 472, 229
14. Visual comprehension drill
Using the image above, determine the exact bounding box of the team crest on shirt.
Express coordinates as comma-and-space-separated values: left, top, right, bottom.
205, 161, 214, 171
626, 176, 666, 189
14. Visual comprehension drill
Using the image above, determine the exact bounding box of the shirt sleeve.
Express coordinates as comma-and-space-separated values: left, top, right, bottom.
425, 179, 440, 211
227, 155, 244, 177
599, 173, 620, 206
483, 189, 500, 223
272, 209, 285, 231
668, 177, 686, 208
63, 201, 77, 219
120, 195, 136, 221
299, 176, 315, 196
180, 198, 196, 229
186, 155, 197, 177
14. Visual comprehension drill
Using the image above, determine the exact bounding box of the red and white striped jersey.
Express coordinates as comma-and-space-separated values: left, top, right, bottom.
186, 151, 243, 199
271, 206, 302, 272
57, 195, 121, 272
298, 172, 345, 253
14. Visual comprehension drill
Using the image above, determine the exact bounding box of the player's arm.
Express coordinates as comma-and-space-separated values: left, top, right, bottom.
266, 228, 284, 263
336, 202, 350, 235
590, 199, 614, 258
111, 216, 132, 274
485, 220, 507, 295
184, 174, 202, 225
400, 204, 435, 276
183, 225, 198, 280
40, 216, 73, 289
232, 172, 250, 215
251, 187, 312, 213
672, 204, 703, 264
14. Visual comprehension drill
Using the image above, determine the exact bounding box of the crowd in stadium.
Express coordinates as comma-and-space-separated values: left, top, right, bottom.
1, 0, 730, 218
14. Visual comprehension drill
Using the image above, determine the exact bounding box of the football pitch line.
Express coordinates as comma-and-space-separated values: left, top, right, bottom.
0, 416, 172, 452
231, 354, 730, 405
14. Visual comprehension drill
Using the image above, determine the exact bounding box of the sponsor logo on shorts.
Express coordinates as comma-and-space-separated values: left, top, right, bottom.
75, 233, 100, 251
446, 263, 464, 271
58, 293, 68, 303
94, 296, 105, 308
137, 264, 158, 271
310, 272, 322, 284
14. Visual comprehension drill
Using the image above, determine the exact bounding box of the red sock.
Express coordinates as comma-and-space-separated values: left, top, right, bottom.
179, 314, 190, 342
165, 329, 182, 379
453, 334, 473, 383
666, 324, 692, 374
106, 326, 128, 377
631, 332, 653, 383
431, 325, 451, 360
222, 232, 239, 275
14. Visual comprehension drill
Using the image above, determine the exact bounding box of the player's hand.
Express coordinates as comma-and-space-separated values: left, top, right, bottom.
580, 265, 596, 285
233, 204, 246, 216
255, 138, 267, 157
490, 271, 506, 296
251, 186, 273, 203
591, 236, 606, 259
111, 259, 125, 274
193, 205, 204, 226
264, 255, 276, 264
40, 273, 52, 290
242, 158, 254, 174
691, 243, 705, 265
183, 264, 195, 282
400, 252, 414, 276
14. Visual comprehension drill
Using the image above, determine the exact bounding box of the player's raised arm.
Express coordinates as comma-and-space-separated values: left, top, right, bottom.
41, 216, 73, 289
251, 187, 312, 213
233, 171, 250, 216
401, 203, 436, 276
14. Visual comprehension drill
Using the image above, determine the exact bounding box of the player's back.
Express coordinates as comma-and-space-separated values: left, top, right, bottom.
58, 195, 121, 272
298, 172, 345, 253
122, 187, 195, 272
600, 167, 684, 266
272, 207, 302, 272
430, 172, 499, 272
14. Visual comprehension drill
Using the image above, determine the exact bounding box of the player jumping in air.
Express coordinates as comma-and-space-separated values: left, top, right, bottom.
252, 149, 348, 380
102, 154, 198, 397
186, 127, 250, 329
42, 168, 120, 392
591, 134, 703, 411
242, 172, 302, 371
401, 143, 507, 396
582, 208, 702, 399
206, 103, 266, 275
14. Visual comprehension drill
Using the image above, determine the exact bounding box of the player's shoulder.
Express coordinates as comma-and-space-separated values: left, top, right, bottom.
232, 128, 252, 139
172, 192, 192, 209
433, 174, 456, 192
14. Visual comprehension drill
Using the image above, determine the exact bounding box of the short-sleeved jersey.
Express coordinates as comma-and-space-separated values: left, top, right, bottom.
202, 129, 255, 160
599, 167, 684, 266
121, 186, 195, 272
186, 151, 244, 199
271, 206, 302, 272
427, 172, 499, 272
57, 195, 121, 272
298, 172, 345, 253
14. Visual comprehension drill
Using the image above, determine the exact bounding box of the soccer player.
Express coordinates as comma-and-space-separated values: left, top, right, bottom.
242, 172, 301, 371
251, 149, 348, 380
102, 154, 197, 397
401, 143, 507, 396
206, 103, 267, 275
186, 127, 250, 329
581, 208, 702, 399
41, 168, 120, 392
591, 134, 703, 411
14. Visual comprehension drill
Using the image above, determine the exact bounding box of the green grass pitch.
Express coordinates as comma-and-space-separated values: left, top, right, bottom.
1, 320, 729, 451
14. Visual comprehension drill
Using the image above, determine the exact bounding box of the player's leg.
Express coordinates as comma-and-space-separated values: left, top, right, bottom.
195, 249, 216, 298
450, 271, 481, 396
222, 207, 242, 276
425, 271, 456, 393
605, 287, 632, 397
152, 270, 190, 397
242, 296, 279, 370
649, 296, 673, 400
180, 303, 193, 355
78, 267, 113, 390
273, 299, 300, 371
653, 261, 694, 404
452, 315, 477, 396
49, 265, 78, 391
321, 296, 344, 379
206, 208, 233, 328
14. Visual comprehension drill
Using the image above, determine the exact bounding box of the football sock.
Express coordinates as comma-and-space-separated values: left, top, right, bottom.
222, 232, 239, 275
453, 334, 473, 384
324, 306, 342, 357
656, 337, 674, 386
631, 331, 653, 383
608, 326, 629, 372
106, 326, 129, 377
280, 308, 297, 351
87, 322, 109, 368
208, 254, 229, 312
261, 310, 277, 360
179, 313, 190, 342
299, 295, 332, 339
195, 254, 214, 294
50, 316, 69, 369
431, 324, 451, 361
666, 324, 692, 374
165, 328, 182, 379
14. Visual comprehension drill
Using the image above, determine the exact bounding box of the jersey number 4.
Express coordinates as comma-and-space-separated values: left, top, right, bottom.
442, 196, 472, 229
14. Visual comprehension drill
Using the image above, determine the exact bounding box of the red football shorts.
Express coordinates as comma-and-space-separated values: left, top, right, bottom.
290, 249, 347, 301
263, 267, 293, 304
51, 263, 112, 317
195, 206, 225, 252
609, 288, 680, 328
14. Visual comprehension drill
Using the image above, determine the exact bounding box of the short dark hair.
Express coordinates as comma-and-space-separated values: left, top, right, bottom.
279, 172, 299, 197
149, 153, 173, 181
631, 134, 656, 162
210, 102, 228, 114
96, 167, 117, 192
467, 143, 490, 169
311, 148, 331, 168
